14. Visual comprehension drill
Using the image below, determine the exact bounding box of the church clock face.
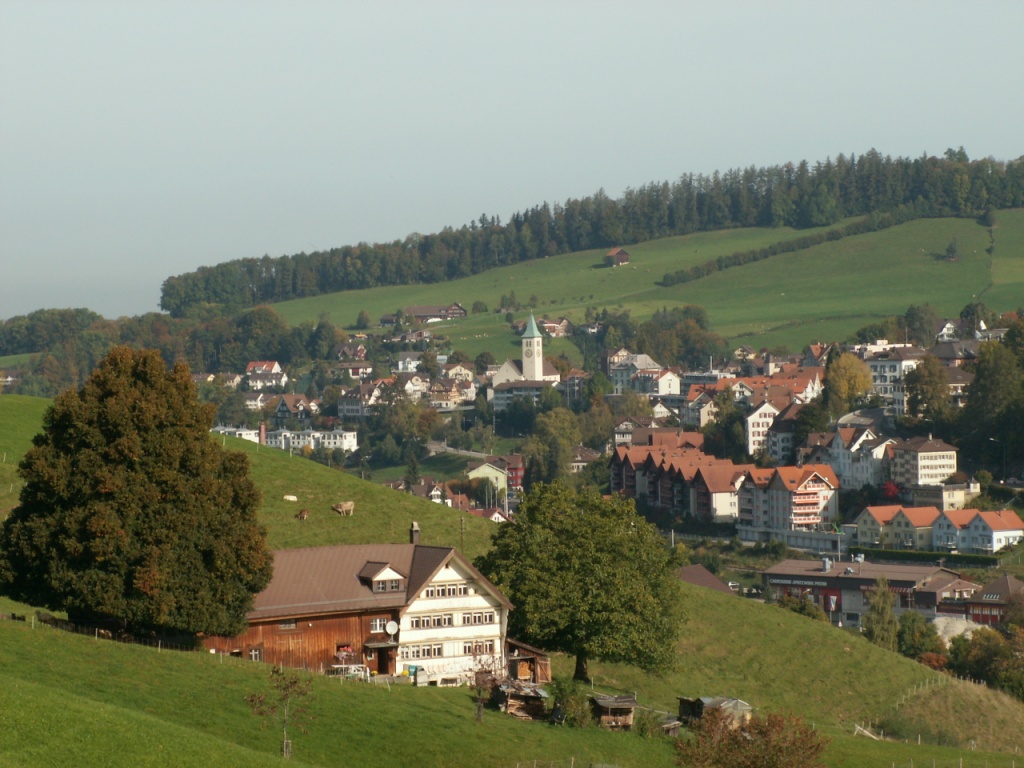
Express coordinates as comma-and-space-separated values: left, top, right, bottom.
524, 348, 533, 357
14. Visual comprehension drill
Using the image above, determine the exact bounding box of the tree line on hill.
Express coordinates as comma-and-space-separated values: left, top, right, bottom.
158, 149, 1024, 318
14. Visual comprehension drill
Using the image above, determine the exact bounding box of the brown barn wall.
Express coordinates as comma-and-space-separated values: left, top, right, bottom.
203, 610, 398, 672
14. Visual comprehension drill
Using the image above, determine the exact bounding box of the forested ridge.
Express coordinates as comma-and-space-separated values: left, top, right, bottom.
159, 148, 1024, 317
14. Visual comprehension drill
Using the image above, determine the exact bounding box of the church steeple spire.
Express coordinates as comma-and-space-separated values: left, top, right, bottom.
521, 312, 543, 380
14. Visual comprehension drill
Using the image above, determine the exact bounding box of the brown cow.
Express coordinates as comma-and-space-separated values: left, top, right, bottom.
295, 509, 309, 521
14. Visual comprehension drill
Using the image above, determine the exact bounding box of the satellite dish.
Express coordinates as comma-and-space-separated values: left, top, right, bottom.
385, 620, 399, 636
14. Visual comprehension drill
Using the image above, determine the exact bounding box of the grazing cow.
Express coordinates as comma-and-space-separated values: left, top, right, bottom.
332, 501, 355, 516
295, 509, 309, 521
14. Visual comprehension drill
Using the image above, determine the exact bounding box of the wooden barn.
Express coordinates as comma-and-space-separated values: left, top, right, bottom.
203, 525, 511, 683
605, 247, 631, 267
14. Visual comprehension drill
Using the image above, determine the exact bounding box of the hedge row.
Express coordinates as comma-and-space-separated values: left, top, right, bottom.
849, 546, 999, 568
659, 203, 927, 287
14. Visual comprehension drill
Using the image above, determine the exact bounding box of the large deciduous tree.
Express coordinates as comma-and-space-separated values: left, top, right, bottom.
903, 354, 952, 419
0, 346, 273, 636
475, 484, 684, 681
824, 352, 872, 415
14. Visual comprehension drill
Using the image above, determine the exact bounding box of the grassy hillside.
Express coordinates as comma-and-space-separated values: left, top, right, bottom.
4, 398, 1024, 764
3, 581, 1023, 767
0, 619, 674, 768
0, 395, 497, 560
269, 211, 1024, 356
0, 395, 50, 517
231, 435, 496, 558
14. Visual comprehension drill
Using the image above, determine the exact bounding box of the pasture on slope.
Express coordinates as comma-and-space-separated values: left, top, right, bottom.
269, 211, 1024, 357
2, 577, 1023, 766
0, 396, 497, 560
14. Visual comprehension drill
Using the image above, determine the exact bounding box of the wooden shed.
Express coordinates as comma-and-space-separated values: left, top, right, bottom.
591, 694, 639, 730
506, 638, 552, 684
605, 247, 631, 267
494, 681, 549, 720
678, 695, 753, 727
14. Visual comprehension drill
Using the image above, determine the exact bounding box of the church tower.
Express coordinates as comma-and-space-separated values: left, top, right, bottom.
521, 313, 544, 380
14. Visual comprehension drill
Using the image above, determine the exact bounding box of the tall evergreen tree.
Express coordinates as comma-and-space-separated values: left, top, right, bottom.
863, 577, 899, 652
0, 347, 273, 636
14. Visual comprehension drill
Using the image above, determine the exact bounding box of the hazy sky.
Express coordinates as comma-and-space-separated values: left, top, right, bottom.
2, 1, 1022, 320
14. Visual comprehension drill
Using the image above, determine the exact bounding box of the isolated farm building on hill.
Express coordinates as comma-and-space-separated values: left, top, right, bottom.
605, 247, 630, 267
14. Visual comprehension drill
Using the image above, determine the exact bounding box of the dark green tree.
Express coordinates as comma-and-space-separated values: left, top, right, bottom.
897, 610, 945, 660
0, 347, 272, 636
477, 484, 683, 681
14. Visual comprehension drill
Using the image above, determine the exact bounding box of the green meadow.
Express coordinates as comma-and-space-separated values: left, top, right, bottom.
4, 393, 1024, 766
270, 210, 1024, 357
0, 396, 497, 560
3, 579, 1023, 766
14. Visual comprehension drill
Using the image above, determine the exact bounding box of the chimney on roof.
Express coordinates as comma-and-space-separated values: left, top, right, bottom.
410, 521, 420, 545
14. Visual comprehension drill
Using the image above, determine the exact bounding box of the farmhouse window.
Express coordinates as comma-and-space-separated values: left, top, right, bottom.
279, 620, 297, 630
370, 618, 387, 633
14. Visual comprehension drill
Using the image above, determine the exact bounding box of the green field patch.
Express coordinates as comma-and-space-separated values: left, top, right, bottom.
269, 212, 1024, 357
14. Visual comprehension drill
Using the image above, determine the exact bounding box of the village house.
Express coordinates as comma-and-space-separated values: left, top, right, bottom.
965, 573, 1024, 626
203, 526, 511, 684
537, 317, 574, 338
609, 353, 662, 395
242, 392, 270, 411
932, 508, 1024, 554
335, 343, 368, 360
908, 480, 981, 511
399, 303, 468, 323
467, 461, 508, 495
273, 394, 319, 427
441, 362, 475, 382
890, 436, 958, 488
631, 367, 681, 397
335, 361, 375, 380
247, 370, 289, 391
691, 464, 750, 523
745, 399, 781, 456
211, 425, 261, 443
763, 558, 981, 628
859, 345, 926, 415
338, 379, 391, 419
736, 465, 840, 550
797, 428, 892, 490
245, 361, 289, 391
396, 351, 423, 373
428, 379, 462, 410
570, 445, 601, 473
262, 427, 358, 455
